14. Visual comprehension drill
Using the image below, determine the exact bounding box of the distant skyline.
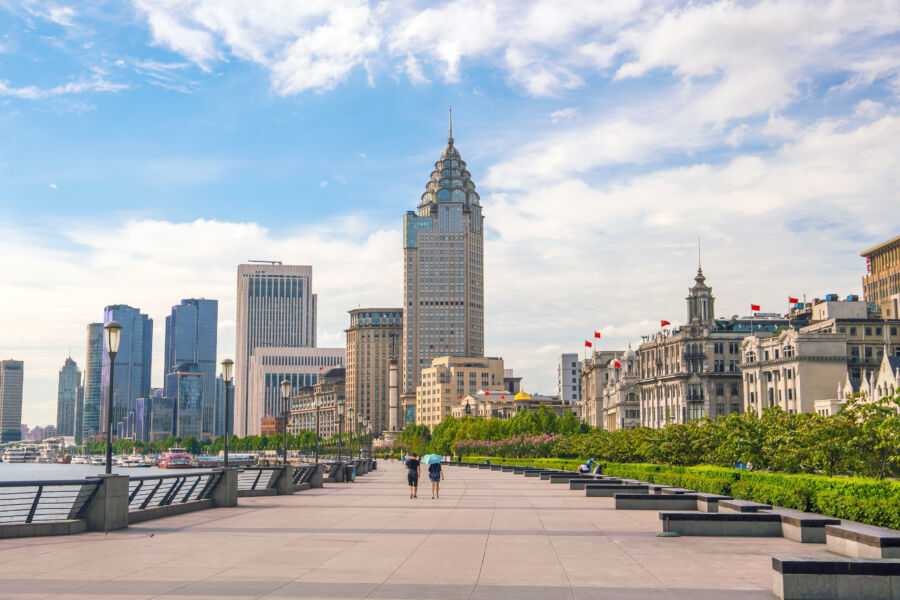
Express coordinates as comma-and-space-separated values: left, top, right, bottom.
1, 1, 898, 426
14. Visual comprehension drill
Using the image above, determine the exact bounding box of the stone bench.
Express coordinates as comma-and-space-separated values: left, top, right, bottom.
570, 478, 622, 490
772, 556, 900, 600
549, 474, 594, 484
825, 524, 900, 559
660, 487, 696, 495
776, 511, 841, 544
659, 511, 783, 537
500, 466, 516, 472
695, 492, 732, 513
489, 465, 502, 471
585, 484, 649, 497
539, 471, 570, 481
719, 499, 772, 513
524, 470, 550, 477
614, 493, 699, 510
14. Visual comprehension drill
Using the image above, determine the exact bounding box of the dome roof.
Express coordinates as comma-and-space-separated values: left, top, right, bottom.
419, 115, 481, 206
514, 390, 531, 400
623, 345, 636, 359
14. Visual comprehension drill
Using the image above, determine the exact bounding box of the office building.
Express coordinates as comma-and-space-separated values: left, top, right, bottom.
166, 364, 203, 439
235, 264, 317, 436
56, 357, 81, 437
244, 347, 344, 435
0, 360, 24, 443
82, 323, 103, 439
558, 353, 582, 404
416, 356, 504, 429
637, 267, 788, 428
136, 395, 175, 442
402, 117, 485, 402
74, 385, 84, 442
289, 367, 345, 438
214, 374, 231, 437
164, 298, 218, 437
101, 305, 153, 436
861, 234, 900, 318
345, 308, 402, 435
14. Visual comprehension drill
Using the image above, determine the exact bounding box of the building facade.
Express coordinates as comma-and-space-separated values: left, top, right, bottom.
244, 347, 344, 435
599, 348, 641, 431
741, 329, 849, 416
82, 323, 103, 439
579, 350, 620, 428
0, 360, 24, 443
451, 390, 573, 419
214, 374, 230, 437
861, 235, 900, 318
165, 366, 203, 439
558, 353, 582, 404
402, 121, 485, 400
101, 305, 153, 437
416, 356, 504, 429
136, 395, 175, 442
235, 264, 317, 437
638, 268, 787, 428
164, 298, 218, 437
56, 357, 81, 437
345, 308, 402, 436
289, 367, 346, 439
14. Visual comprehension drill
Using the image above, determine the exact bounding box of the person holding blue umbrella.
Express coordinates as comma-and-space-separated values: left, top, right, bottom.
423, 454, 444, 499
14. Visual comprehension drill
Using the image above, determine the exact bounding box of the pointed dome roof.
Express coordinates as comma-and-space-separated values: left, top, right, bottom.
419, 111, 481, 207
514, 390, 531, 400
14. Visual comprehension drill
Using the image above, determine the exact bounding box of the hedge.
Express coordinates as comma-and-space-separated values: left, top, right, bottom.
460, 456, 900, 529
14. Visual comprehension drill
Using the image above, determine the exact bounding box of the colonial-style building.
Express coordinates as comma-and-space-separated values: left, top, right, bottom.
451, 390, 574, 419
578, 350, 619, 428
288, 368, 345, 439
598, 347, 641, 430
741, 329, 848, 416
638, 267, 787, 427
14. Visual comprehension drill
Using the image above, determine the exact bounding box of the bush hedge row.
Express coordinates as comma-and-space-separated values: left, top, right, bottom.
460, 456, 900, 529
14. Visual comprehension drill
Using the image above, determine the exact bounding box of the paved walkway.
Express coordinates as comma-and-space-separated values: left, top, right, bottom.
0, 462, 833, 599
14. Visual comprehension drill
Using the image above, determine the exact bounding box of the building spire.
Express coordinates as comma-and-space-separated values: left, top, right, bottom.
448, 106, 453, 143
698, 236, 702, 273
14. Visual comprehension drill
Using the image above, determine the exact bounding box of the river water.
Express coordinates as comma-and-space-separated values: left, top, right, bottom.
0, 463, 204, 481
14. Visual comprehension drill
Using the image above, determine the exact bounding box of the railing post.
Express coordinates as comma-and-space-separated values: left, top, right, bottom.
85, 474, 129, 532
274, 466, 294, 495
26, 485, 43, 523
310, 463, 325, 488
211, 468, 238, 508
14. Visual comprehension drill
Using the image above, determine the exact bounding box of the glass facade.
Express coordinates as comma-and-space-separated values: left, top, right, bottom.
101, 305, 153, 436
166, 369, 203, 439
0, 360, 24, 443
56, 357, 81, 437
164, 299, 218, 437
82, 323, 103, 439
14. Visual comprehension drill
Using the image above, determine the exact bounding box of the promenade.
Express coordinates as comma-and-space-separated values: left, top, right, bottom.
1, 461, 833, 599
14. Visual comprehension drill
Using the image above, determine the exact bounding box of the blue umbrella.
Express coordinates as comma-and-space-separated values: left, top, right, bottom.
422, 454, 443, 465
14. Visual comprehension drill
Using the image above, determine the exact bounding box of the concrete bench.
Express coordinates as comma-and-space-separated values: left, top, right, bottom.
500, 466, 516, 472
772, 556, 900, 600
539, 471, 570, 481
570, 478, 622, 490
477, 464, 492, 469
585, 484, 649, 497
660, 487, 695, 495
776, 511, 841, 544
826, 524, 900, 559
719, 499, 772, 513
614, 493, 699, 511
549, 474, 593, 484
659, 511, 783, 537
524, 470, 550, 477
695, 492, 732, 513
489, 465, 502, 471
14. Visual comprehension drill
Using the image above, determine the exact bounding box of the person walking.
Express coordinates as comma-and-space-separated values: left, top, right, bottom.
429, 461, 444, 499
405, 453, 421, 498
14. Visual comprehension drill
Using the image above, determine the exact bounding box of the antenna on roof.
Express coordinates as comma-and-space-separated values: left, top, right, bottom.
248, 260, 282, 265
448, 106, 453, 142
698, 236, 702, 270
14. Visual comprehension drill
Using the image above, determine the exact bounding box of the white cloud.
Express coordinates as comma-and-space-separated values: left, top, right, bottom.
403, 53, 429, 85
0, 76, 127, 100
319, 180, 328, 187
549, 107, 578, 123
48, 183, 57, 189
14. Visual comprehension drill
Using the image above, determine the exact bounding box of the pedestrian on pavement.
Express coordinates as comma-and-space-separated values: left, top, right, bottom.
429, 461, 444, 499
406, 453, 421, 498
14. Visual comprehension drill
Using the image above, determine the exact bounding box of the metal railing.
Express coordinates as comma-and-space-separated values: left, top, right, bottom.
0, 479, 100, 524
237, 467, 282, 491
128, 471, 221, 512
292, 465, 317, 485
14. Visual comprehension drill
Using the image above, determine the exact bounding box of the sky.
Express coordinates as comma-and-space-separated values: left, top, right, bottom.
1, 0, 899, 427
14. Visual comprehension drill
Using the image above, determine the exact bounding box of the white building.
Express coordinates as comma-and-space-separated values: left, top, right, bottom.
558, 353, 582, 404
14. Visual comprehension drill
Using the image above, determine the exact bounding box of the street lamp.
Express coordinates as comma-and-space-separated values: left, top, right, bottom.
337, 403, 344, 460
314, 397, 320, 464
280, 379, 291, 466
103, 321, 122, 475
221, 359, 234, 468
357, 414, 364, 459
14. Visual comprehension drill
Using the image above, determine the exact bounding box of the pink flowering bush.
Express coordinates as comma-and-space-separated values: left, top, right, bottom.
452, 433, 563, 458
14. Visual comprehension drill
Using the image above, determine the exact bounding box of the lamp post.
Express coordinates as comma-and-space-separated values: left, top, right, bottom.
103, 321, 122, 475
221, 359, 234, 468
314, 397, 320, 464
367, 422, 372, 460
280, 379, 290, 466
357, 415, 364, 459
337, 403, 344, 460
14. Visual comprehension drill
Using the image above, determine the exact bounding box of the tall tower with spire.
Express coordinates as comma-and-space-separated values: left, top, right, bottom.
686, 244, 715, 325
402, 111, 485, 402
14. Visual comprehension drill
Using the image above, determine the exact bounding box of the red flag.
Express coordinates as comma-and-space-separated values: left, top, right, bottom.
750, 304, 761, 312
319, 366, 324, 371
585, 340, 592, 348
483, 390, 489, 395
788, 297, 799, 304
613, 360, 621, 368
501, 395, 505, 399
594, 330, 602, 339
458, 394, 462, 399
661, 320, 671, 327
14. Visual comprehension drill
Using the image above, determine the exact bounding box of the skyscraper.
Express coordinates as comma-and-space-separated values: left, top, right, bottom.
101, 305, 153, 436
56, 357, 81, 437
235, 264, 317, 436
402, 114, 485, 397
0, 360, 24, 443
164, 299, 218, 437
82, 323, 103, 439
345, 308, 403, 435
166, 364, 203, 439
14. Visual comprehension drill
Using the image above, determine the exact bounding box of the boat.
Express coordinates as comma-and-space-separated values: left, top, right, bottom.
117, 453, 149, 468
71, 456, 90, 465
89, 455, 105, 466
158, 447, 193, 469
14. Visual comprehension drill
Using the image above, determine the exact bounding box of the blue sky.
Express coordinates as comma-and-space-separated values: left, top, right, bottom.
1, 0, 899, 427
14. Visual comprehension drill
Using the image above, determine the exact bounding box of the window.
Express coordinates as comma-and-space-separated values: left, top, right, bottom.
866, 327, 872, 336
850, 327, 857, 335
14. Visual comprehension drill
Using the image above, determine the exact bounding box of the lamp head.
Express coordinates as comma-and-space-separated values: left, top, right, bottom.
280, 379, 291, 399
104, 321, 122, 356
221, 358, 234, 382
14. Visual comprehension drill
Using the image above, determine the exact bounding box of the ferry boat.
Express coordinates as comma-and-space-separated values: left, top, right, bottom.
158, 447, 193, 469
116, 453, 149, 468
